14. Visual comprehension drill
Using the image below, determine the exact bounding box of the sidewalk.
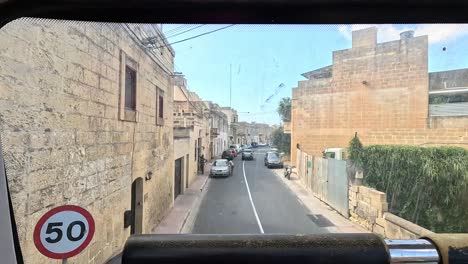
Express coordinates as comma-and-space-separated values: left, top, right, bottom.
106, 165, 211, 263
272, 169, 367, 233
152, 163, 211, 234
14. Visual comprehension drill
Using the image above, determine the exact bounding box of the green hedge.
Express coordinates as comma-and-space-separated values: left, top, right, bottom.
349, 139, 468, 233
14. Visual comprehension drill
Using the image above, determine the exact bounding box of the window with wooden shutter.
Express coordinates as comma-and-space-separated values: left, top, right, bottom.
156, 87, 165, 125
125, 66, 136, 111
119, 50, 139, 122
159, 95, 164, 118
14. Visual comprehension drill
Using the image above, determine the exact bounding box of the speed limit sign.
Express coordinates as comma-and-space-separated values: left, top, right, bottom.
33, 205, 95, 259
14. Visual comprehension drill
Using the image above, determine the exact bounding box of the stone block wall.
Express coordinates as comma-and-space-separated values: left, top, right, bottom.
352, 27, 377, 48
0, 19, 174, 263
349, 185, 433, 239
173, 112, 210, 184
382, 212, 433, 239
349, 185, 388, 230
291, 27, 468, 161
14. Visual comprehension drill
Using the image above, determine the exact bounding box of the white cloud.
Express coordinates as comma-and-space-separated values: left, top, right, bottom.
338, 24, 468, 44
337, 25, 351, 39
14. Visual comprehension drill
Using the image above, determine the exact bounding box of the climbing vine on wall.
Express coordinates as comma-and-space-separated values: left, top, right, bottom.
349, 139, 468, 233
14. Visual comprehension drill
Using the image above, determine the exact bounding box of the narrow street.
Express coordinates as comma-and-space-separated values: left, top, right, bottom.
191, 147, 329, 234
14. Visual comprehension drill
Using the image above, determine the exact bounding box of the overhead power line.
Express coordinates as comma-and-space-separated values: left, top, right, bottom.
146, 25, 180, 73
166, 25, 198, 36
166, 24, 206, 39
156, 24, 236, 49
123, 24, 174, 75
163, 24, 191, 35
149, 24, 201, 46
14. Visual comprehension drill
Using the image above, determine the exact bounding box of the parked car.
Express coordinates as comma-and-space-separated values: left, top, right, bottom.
230, 148, 238, 157
242, 149, 254, 160
264, 152, 283, 168
265, 150, 279, 157
232, 144, 243, 153
240, 144, 251, 152
210, 159, 233, 177
222, 150, 234, 160
238, 146, 244, 153
236, 144, 242, 153
229, 144, 239, 152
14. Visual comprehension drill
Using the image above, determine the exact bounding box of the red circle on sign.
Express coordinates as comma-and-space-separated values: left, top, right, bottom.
33, 205, 95, 259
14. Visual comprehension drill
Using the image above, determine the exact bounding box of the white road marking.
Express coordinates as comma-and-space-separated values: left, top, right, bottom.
242, 161, 265, 234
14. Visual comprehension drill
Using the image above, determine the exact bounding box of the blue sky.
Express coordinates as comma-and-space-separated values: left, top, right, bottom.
163, 24, 468, 125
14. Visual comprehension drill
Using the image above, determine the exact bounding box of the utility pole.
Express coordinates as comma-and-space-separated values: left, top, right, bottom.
229, 63, 232, 108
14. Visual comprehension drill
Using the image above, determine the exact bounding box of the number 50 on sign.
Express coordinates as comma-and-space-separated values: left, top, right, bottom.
33, 205, 95, 259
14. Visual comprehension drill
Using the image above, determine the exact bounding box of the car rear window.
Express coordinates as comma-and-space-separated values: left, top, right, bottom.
214, 160, 228, 166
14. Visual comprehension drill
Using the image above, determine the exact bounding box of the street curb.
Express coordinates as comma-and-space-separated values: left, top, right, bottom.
178, 207, 192, 234
200, 175, 209, 191
180, 176, 211, 234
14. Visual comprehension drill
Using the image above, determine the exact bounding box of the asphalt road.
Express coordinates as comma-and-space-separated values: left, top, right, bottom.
192, 147, 329, 234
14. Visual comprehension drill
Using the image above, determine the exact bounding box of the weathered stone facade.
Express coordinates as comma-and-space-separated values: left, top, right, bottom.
173, 132, 191, 196
0, 19, 174, 263
254, 123, 273, 144
220, 107, 239, 145
173, 75, 210, 191
236, 122, 249, 144
291, 27, 468, 162
205, 102, 228, 158
236, 122, 273, 144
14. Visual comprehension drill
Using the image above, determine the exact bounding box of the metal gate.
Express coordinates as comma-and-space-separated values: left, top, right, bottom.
312, 157, 328, 202
326, 159, 348, 217
309, 157, 349, 217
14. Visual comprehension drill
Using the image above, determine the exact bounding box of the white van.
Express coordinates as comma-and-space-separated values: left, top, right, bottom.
323, 148, 347, 160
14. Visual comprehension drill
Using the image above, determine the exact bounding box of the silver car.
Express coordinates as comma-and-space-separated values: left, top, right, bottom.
264, 152, 283, 168
210, 159, 233, 177
242, 149, 254, 160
